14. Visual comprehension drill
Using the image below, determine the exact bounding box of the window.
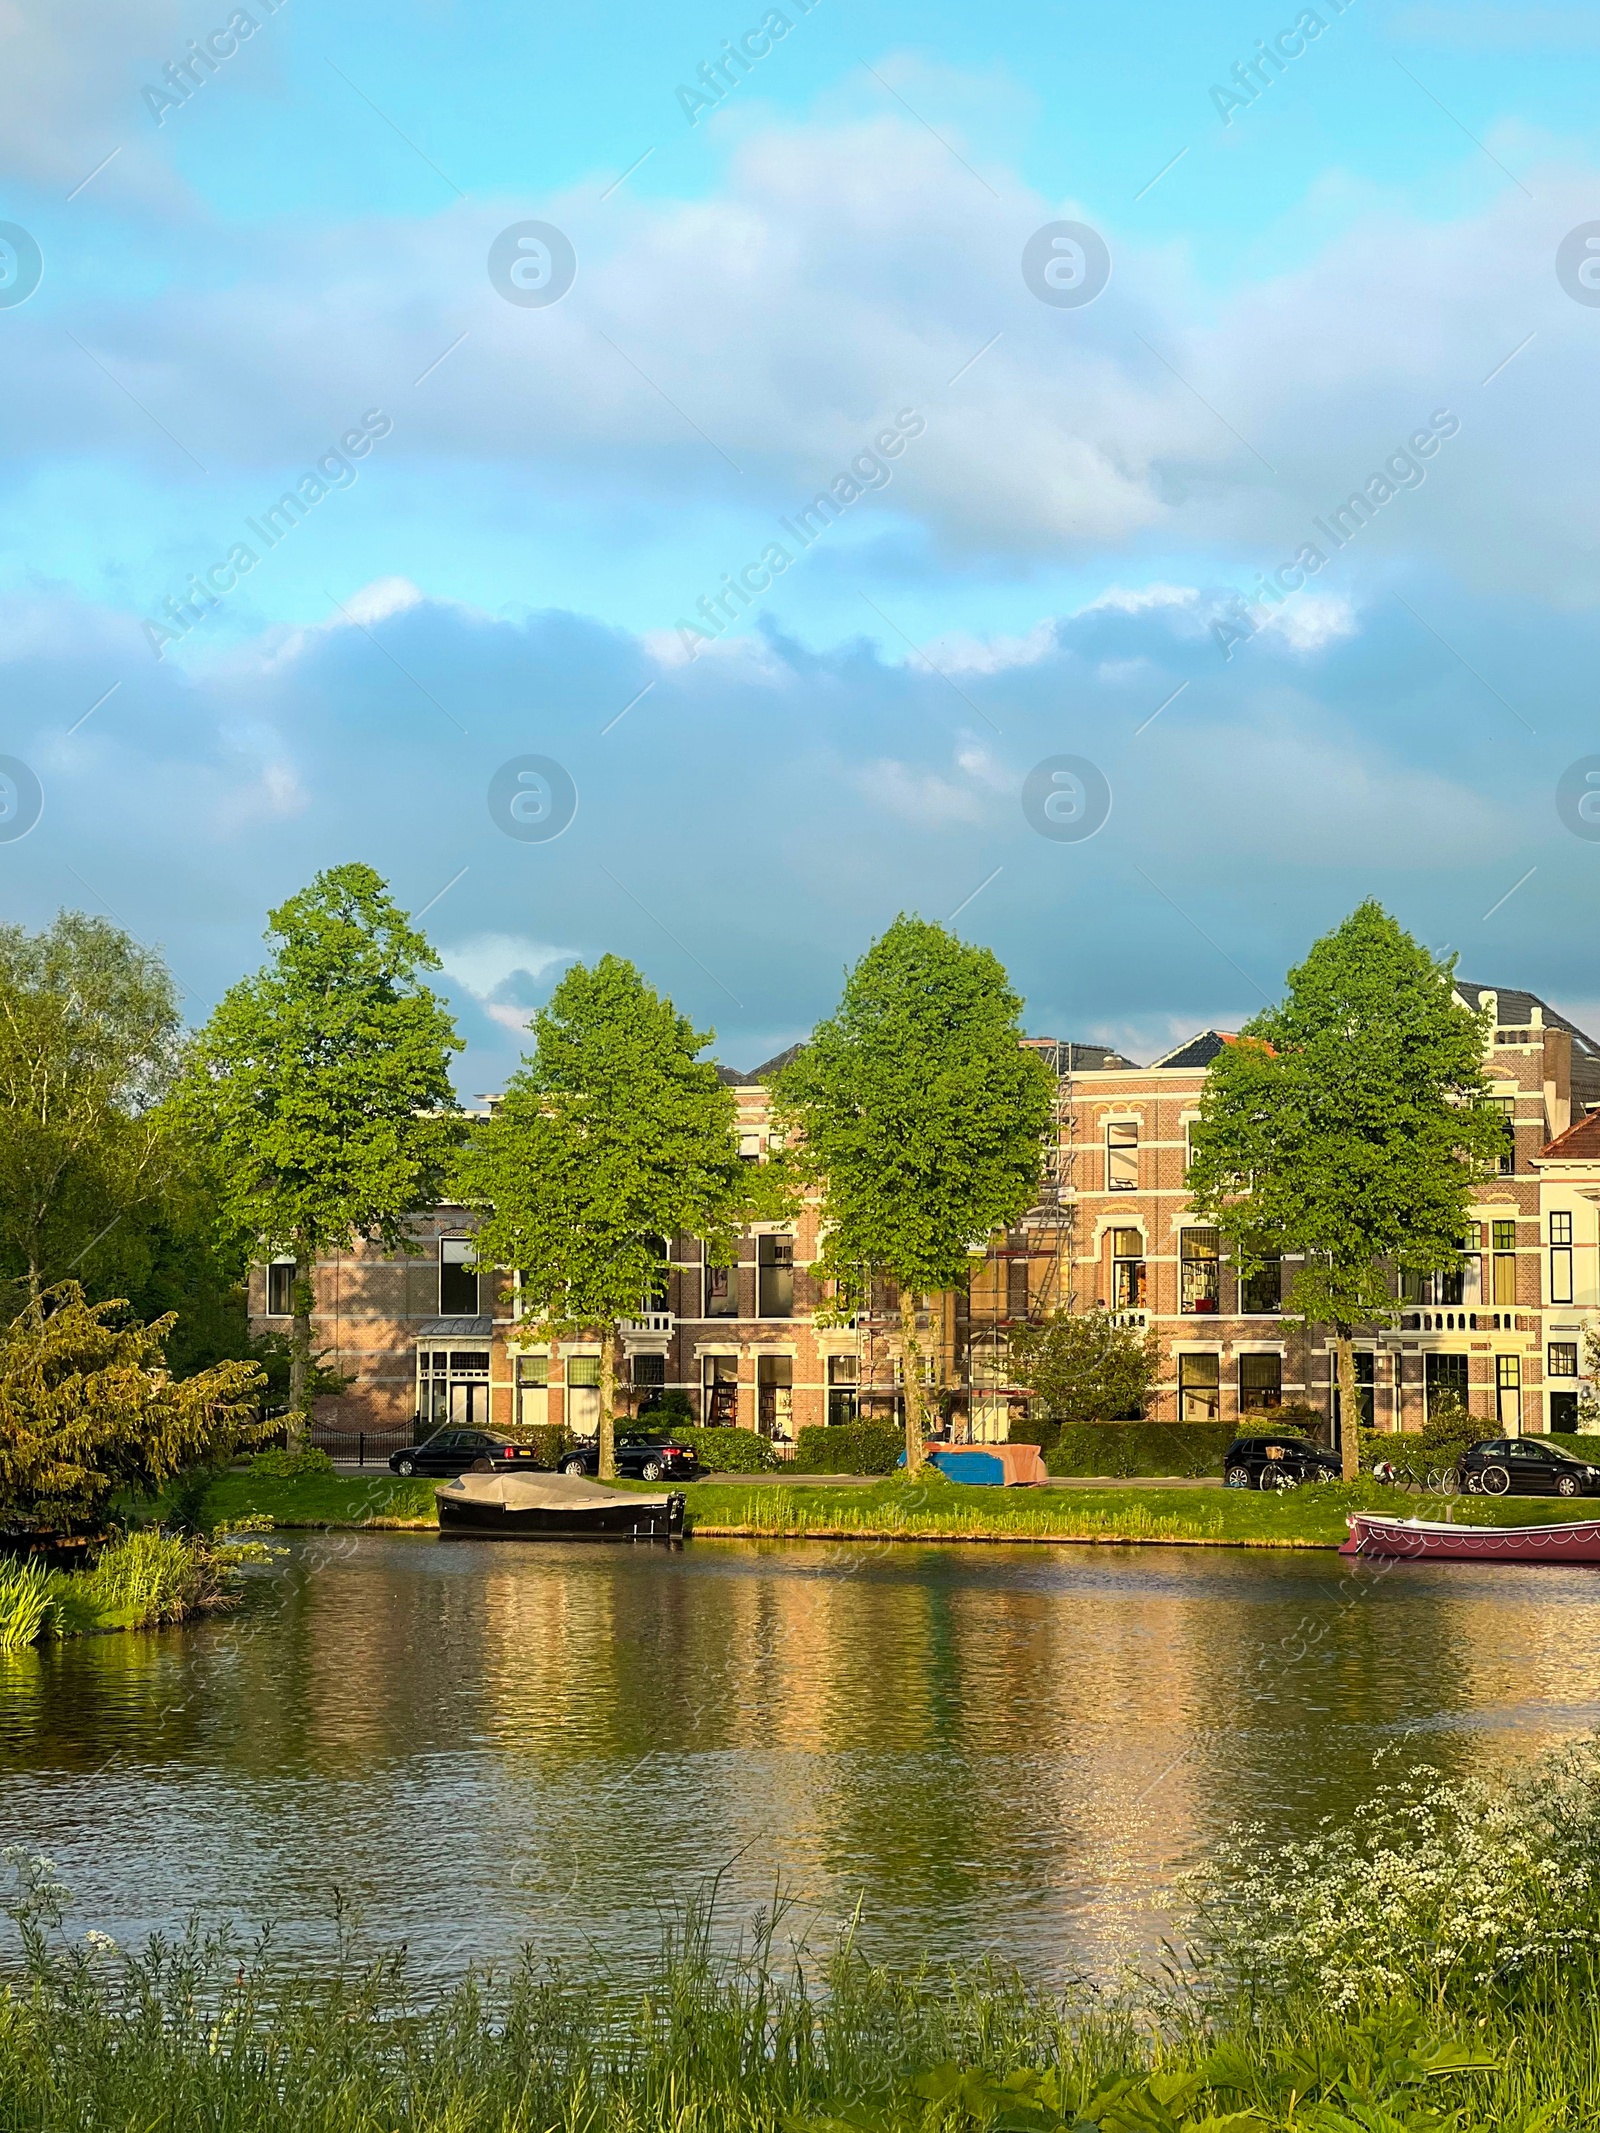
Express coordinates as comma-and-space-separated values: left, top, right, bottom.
266, 1260, 295, 1316
827, 1355, 859, 1427
439, 1236, 478, 1315
1492, 1221, 1517, 1307
704, 1257, 740, 1317
757, 1235, 794, 1317
1106, 1119, 1138, 1192
1333, 1349, 1376, 1433
1550, 1211, 1575, 1306
1549, 1341, 1579, 1378
1425, 1352, 1469, 1419
1006, 1255, 1031, 1319
515, 1353, 549, 1429
641, 1238, 670, 1312
1552, 1391, 1580, 1431
566, 1354, 601, 1435
1241, 1255, 1281, 1315
1399, 1265, 1423, 1304
1179, 1353, 1220, 1421
632, 1353, 666, 1412
1493, 1097, 1517, 1174
738, 1131, 763, 1162
1239, 1352, 1283, 1412
1111, 1229, 1146, 1311
756, 1354, 793, 1439
1497, 1353, 1522, 1432
1180, 1228, 1220, 1314
702, 1354, 738, 1426
1183, 1118, 1199, 1172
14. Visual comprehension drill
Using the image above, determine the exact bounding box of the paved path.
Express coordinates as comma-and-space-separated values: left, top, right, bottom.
329, 1461, 1221, 1489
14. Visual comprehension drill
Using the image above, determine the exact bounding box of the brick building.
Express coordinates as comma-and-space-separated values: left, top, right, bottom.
249, 983, 1600, 1444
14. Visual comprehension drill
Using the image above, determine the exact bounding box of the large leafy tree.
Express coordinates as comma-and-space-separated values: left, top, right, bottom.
455, 956, 767, 1479
181, 865, 462, 1433
0, 1283, 267, 1533
1010, 1309, 1163, 1429
1186, 902, 1505, 1478
777, 917, 1055, 1474
0, 912, 183, 1304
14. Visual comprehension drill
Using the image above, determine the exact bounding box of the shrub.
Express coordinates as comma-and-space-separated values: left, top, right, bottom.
1043, 1423, 1235, 1479
677, 1426, 778, 1473
523, 1424, 574, 1469
793, 1421, 905, 1475
249, 1446, 333, 1480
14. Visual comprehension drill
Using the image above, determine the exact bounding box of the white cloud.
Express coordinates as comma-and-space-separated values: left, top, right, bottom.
436, 934, 579, 1032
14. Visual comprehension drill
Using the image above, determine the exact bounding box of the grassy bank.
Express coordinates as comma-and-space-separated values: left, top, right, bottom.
196, 1466, 1600, 1549
0, 1528, 267, 1650
7, 1742, 1600, 2129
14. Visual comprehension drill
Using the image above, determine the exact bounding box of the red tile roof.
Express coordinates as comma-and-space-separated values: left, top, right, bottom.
1540, 1111, 1600, 1160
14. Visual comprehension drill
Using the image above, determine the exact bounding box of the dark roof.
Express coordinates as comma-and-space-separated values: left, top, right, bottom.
1042, 1040, 1144, 1072
1456, 983, 1600, 1111
1540, 1112, 1600, 1161
720, 1041, 806, 1086
1146, 1030, 1233, 1072
416, 1316, 494, 1339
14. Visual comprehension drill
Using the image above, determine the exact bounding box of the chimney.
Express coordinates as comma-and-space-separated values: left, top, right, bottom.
1544, 1023, 1572, 1143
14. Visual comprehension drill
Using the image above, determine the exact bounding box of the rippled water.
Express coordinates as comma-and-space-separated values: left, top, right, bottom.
4, 1534, 1600, 1981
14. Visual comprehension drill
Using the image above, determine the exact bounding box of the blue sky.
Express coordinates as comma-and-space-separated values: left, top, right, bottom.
2, 0, 1599, 1084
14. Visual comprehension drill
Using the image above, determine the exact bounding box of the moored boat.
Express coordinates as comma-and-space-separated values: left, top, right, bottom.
1343, 1511, 1600, 1563
436, 1470, 686, 1542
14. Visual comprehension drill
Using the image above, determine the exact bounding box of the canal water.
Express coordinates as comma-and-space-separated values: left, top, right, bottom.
3, 1534, 1599, 1982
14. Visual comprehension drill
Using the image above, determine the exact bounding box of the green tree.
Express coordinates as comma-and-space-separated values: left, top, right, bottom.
777, 917, 1055, 1474
1185, 902, 1505, 1479
0, 912, 183, 1304
1010, 1308, 1163, 1427
455, 956, 769, 1479
181, 865, 462, 1436
0, 1283, 267, 1532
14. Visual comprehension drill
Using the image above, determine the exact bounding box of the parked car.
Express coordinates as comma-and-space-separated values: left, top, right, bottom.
1223, 1432, 1342, 1490
390, 1430, 544, 1478
1458, 1437, 1600, 1497
559, 1430, 703, 1483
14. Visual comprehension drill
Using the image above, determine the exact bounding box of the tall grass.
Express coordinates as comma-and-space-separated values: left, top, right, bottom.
0, 1562, 52, 1650
9, 1745, 1600, 2129
0, 1526, 270, 1648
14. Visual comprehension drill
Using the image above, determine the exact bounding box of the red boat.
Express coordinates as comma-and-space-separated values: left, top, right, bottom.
1343, 1511, 1600, 1563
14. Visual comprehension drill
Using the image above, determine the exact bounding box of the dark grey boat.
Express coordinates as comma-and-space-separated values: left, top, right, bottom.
435, 1469, 686, 1542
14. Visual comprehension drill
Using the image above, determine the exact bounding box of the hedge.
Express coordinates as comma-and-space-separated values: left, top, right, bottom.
793, 1421, 906, 1475
676, 1426, 778, 1473
1042, 1423, 1237, 1478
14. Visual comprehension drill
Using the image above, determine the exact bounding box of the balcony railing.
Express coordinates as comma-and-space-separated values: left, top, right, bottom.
1108, 1309, 1149, 1330
619, 1311, 674, 1335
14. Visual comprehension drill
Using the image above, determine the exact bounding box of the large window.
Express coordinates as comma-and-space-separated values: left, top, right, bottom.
439, 1236, 478, 1315
515, 1353, 548, 1429
702, 1355, 738, 1426
704, 1257, 740, 1317
266, 1260, 294, 1316
1006, 1255, 1030, 1319
567, 1355, 602, 1435
1492, 1221, 1517, 1307
1179, 1353, 1220, 1421
1549, 1341, 1579, 1378
1180, 1228, 1220, 1314
1550, 1212, 1575, 1306
1425, 1351, 1469, 1419
827, 1355, 858, 1426
1111, 1228, 1146, 1311
1496, 1353, 1522, 1433
1493, 1097, 1517, 1175
1240, 1254, 1281, 1315
756, 1354, 793, 1438
757, 1235, 794, 1317
418, 1346, 490, 1429
632, 1353, 666, 1413
1106, 1119, 1139, 1192
1238, 1353, 1282, 1413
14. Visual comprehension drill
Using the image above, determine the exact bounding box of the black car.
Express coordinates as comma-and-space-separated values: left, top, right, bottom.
1223, 1432, 1342, 1490
390, 1429, 543, 1478
559, 1430, 703, 1483
1457, 1437, 1600, 1497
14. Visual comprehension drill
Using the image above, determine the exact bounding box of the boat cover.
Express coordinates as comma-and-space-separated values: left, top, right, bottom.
436, 1471, 675, 1513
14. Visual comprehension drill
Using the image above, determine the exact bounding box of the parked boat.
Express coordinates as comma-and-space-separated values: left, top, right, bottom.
1343, 1511, 1600, 1563
436, 1470, 686, 1542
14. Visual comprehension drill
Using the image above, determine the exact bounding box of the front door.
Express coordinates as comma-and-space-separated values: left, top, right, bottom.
449, 1380, 488, 1428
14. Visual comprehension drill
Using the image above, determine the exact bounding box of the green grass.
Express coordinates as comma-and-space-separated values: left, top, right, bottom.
191, 1465, 1600, 1549
0, 1529, 262, 1648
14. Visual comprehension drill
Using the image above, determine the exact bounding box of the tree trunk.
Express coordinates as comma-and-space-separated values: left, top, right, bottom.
1335, 1328, 1360, 1482
899, 1286, 927, 1476
288, 1239, 313, 1450
598, 1330, 617, 1481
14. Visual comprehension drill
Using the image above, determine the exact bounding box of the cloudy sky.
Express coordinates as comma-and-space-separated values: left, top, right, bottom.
2, 0, 1596, 1085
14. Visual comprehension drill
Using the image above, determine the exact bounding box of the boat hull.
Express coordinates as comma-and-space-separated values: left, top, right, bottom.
1343, 1512, 1600, 1563
438, 1491, 686, 1543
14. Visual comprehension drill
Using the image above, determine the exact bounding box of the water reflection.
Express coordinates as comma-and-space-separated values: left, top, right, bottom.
3, 1536, 1599, 1981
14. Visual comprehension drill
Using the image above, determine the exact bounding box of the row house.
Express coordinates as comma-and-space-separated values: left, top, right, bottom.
249, 984, 1600, 1445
